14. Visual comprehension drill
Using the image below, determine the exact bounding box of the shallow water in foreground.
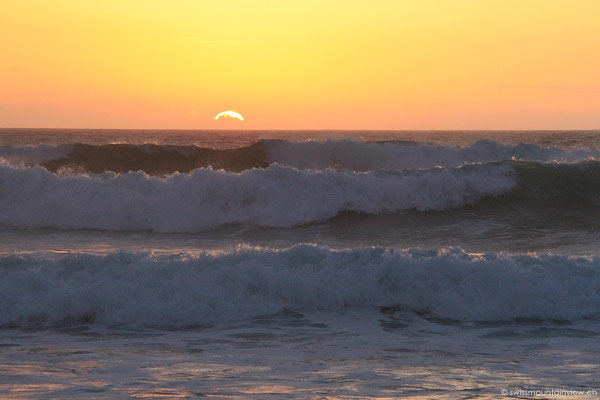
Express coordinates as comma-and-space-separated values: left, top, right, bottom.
2, 310, 599, 399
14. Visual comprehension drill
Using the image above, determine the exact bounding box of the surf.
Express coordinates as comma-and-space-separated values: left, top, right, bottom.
1, 245, 599, 328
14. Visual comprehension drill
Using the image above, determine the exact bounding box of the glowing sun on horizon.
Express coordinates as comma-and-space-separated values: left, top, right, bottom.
215, 110, 244, 121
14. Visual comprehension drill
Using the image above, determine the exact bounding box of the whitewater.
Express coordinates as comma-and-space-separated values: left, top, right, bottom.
0, 162, 518, 230
0, 129, 599, 399
2, 246, 600, 328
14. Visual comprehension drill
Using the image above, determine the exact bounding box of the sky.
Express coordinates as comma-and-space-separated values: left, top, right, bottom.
1, 0, 599, 130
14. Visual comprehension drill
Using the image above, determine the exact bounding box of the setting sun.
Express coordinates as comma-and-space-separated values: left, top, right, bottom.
215, 111, 244, 122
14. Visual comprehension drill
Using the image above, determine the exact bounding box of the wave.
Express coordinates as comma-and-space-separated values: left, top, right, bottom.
265, 139, 600, 171
0, 143, 73, 165
508, 160, 600, 208
0, 162, 514, 231
0, 142, 269, 174
1, 139, 599, 174
1, 160, 598, 232
1, 245, 599, 328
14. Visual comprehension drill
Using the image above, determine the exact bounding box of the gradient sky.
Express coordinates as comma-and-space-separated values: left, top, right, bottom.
1, 0, 599, 129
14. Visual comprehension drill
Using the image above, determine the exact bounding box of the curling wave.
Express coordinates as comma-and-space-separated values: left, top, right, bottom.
1, 160, 599, 232
0, 162, 515, 231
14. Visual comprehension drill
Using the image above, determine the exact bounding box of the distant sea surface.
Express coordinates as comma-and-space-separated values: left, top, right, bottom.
1, 129, 599, 399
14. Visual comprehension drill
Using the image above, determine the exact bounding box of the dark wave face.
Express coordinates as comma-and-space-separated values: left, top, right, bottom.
509, 160, 600, 208
2, 139, 599, 175
41, 142, 270, 174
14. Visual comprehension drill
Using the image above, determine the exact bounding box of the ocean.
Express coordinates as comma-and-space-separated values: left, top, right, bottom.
0, 129, 599, 399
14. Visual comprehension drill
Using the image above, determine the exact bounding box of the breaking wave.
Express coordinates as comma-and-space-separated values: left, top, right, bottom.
1, 159, 599, 232
0, 162, 515, 231
1, 245, 599, 328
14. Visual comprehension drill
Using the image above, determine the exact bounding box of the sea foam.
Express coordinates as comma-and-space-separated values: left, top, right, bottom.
0, 163, 515, 231
1, 246, 598, 327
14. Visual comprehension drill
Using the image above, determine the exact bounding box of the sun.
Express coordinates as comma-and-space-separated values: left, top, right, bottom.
215, 110, 244, 121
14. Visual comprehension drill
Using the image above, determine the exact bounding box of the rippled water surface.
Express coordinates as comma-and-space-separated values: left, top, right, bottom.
2, 310, 599, 399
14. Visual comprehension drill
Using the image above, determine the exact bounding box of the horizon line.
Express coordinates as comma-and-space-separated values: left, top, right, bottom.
0, 127, 599, 132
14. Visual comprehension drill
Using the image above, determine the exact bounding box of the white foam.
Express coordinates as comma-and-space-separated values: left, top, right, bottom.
0, 163, 515, 231
1, 246, 598, 327
0, 144, 73, 165
266, 139, 600, 171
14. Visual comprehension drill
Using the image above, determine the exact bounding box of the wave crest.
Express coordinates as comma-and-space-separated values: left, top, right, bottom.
0, 163, 514, 231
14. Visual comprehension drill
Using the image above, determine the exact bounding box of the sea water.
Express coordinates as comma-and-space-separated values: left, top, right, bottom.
0, 129, 599, 399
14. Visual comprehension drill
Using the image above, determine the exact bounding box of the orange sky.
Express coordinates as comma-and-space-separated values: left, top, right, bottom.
1, 0, 599, 129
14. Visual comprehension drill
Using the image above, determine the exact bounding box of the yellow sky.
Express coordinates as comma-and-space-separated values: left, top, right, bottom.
1, 0, 599, 129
